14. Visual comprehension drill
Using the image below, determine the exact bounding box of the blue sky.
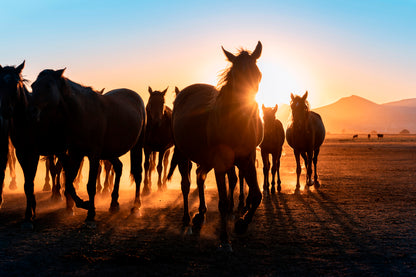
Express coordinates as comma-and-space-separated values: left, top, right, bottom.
1, 0, 415, 107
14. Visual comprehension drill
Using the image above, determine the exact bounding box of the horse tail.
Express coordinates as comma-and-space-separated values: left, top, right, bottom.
167, 147, 179, 181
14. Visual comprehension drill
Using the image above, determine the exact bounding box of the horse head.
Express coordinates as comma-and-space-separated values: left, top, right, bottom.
262, 104, 278, 124
290, 91, 310, 130
146, 86, 168, 126
31, 68, 67, 112
219, 41, 262, 101
0, 61, 26, 119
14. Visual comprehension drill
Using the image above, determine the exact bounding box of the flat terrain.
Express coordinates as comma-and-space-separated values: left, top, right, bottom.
0, 134, 415, 276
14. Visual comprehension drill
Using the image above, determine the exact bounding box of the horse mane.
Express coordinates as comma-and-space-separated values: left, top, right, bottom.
65, 78, 101, 96
217, 49, 251, 91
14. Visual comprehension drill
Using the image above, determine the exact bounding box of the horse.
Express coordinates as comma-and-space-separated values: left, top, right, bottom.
352, 134, 358, 140
0, 61, 69, 227
377, 134, 384, 139
43, 155, 63, 201
260, 104, 285, 194
286, 91, 325, 191
31, 68, 146, 223
142, 87, 174, 195
172, 41, 263, 250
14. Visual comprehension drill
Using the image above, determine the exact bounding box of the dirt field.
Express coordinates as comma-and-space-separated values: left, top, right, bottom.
0, 134, 415, 276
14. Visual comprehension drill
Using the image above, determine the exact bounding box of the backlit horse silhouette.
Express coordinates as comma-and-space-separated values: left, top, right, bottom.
260, 104, 285, 194
0, 62, 68, 227
31, 69, 146, 223
143, 87, 173, 195
172, 42, 263, 250
286, 91, 325, 191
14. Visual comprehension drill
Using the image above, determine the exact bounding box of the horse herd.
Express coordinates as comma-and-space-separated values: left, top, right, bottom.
0, 41, 325, 251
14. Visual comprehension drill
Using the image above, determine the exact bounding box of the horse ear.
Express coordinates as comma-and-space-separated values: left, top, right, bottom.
99, 88, 105, 94
175, 86, 180, 95
162, 86, 169, 96
16, 60, 25, 74
262, 103, 266, 112
251, 41, 262, 60
148, 86, 153, 94
302, 91, 308, 101
273, 104, 278, 113
55, 68, 66, 78
222, 46, 236, 63
290, 93, 295, 101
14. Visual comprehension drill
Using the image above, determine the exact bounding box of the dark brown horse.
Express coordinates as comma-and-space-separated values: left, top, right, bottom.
260, 104, 285, 194
286, 91, 325, 191
31, 69, 146, 223
143, 87, 173, 195
172, 42, 263, 250
0, 62, 69, 227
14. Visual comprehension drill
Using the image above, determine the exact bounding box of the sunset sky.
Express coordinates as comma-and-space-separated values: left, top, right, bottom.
1, 0, 415, 108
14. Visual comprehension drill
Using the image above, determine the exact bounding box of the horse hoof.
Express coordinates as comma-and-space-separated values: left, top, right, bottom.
51, 194, 62, 202
42, 184, 51, 192
83, 220, 97, 229
109, 203, 120, 213
130, 207, 142, 217
65, 208, 75, 216
314, 181, 321, 189
271, 186, 276, 194
21, 221, 34, 231
9, 182, 17, 191
217, 242, 233, 253
142, 188, 151, 196
234, 218, 248, 235
192, 213, 206, 228
77, 200, 90, 210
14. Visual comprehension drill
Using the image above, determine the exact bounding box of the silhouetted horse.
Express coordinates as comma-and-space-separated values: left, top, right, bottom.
286, 91, 325, 191
260, 104, 285, 194
43, 155, 63, 201
31, 69, 146, 223
143, 87, 174, 195
172, 42, 263, 250
0, 62, 69, 227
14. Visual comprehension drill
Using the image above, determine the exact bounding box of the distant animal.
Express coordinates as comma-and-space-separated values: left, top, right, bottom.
286, 91, 326, 191
260, 104, 285, 194
353, 134, 358, 140
142, 86, 174, 195
172, 41, 263, 251
377, 134, 384, 139
368, 134, 371, 140
0, 61, 69, 227
31, 68, 146, 223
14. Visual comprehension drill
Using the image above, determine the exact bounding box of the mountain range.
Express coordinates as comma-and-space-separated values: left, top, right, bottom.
274, 95, 416, 134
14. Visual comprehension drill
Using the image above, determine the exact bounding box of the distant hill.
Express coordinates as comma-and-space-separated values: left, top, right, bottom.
312, 95, 416, 134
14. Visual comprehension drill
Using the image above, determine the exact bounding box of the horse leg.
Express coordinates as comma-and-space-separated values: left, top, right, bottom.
275, 150, 282, 193
313, 147, 321, 188
238, 168, 245, 212
161, 148, 170, 190
157, 150, 165, 192
306, 151, 313, 187
16, 150, 39, 227
7, 144, 17, 191
193, 166, 209, 229
142, 148, 152, 196
50, 156, 62, 201
42, 156, 51, 191
261, 150, 270, 194
96, 161, 103, 195
103, 160, 113, 196
294, 151, 301, 192
130, 140, 144, 215
109, 158, 122, 212
54, 158, 63, 200
179, 158, 191, 226
270, 153, 278, 194
235, 152, 262, 235
214, 169, 231, 250
226, 166, 237, 214
85, 157, 100, 222
73, 158, 84, 190
0, 135, 9, 207
61, 153, 85, 213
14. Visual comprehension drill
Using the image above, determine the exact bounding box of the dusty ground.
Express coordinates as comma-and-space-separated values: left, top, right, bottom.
0, 134, 415, 276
